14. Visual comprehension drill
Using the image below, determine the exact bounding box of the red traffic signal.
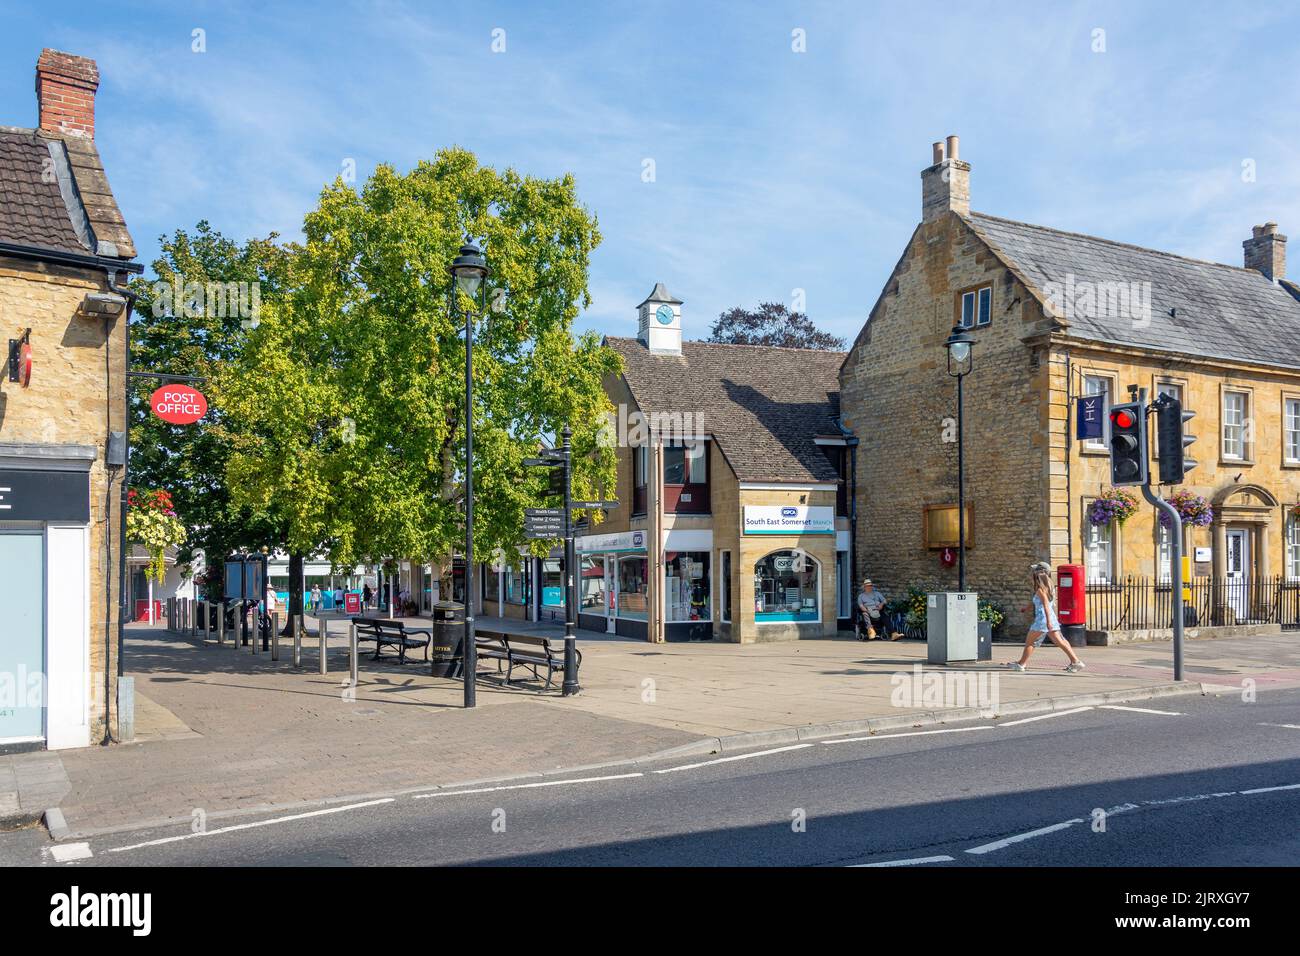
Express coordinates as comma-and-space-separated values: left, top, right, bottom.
1110, 409, 1135, 430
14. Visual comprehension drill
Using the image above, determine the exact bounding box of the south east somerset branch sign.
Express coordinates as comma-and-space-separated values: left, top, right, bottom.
743, 505, 835, 535
150, 385, 208, 425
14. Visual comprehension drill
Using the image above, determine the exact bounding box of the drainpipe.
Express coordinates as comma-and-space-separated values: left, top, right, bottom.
846, 435, 860, 599
104, 267, 139, 745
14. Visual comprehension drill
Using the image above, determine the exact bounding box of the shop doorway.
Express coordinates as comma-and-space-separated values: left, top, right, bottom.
0, 531, 44, 745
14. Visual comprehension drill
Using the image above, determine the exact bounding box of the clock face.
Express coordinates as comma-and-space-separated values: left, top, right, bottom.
655, 304, 674, 326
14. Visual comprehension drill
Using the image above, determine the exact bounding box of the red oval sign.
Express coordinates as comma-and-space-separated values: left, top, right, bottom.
150, 384, 208, 425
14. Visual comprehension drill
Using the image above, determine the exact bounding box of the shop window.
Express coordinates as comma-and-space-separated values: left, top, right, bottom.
505, 561, 531, 606
836, 551, 851, 618
720, 550, 732, 623
541, 557, 564, 607
665, 551, 710, 622
663, 440, 709, 514
754, 550, 819, 623
618, 555, 648, 620
580, 554, 607, 613
483, 565, 500, 602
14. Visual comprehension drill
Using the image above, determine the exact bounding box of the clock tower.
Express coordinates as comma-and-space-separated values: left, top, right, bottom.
636, 282, 683, 355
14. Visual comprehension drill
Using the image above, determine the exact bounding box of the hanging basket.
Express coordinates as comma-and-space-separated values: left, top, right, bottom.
1087, 488, 1139, 526
1160, 490, 1214, 529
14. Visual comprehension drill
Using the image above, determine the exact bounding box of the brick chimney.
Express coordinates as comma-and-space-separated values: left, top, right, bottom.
921, 134, 970, 223
1243, 222, 1286, 281
36, 49, 99, 139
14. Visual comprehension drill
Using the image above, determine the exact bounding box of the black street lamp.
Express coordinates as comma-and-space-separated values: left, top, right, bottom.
450, 239, 489, 708
945, 324, 975, 592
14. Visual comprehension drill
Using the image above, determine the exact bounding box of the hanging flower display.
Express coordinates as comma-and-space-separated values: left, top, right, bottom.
1160, 490, 1214, 529
126, 488, 187, 582
1087, 488, 1140, 526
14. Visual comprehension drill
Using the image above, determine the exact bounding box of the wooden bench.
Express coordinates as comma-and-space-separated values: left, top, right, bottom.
472, 631, 580, 690
354, 618, 430, 664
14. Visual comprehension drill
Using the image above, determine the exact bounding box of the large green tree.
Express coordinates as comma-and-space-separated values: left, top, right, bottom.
127, 222, 297, 597
215, 148, 619, 574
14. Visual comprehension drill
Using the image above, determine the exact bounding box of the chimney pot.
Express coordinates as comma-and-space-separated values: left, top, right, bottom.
921, 135, 970, 223
1243, 222, 1286, 281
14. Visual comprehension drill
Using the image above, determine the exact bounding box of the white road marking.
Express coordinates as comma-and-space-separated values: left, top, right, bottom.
966, 819, 1085, 855
851, 854, 954, 867
413, 772, 643, 797
652, 744, 812, 773
821, 726, 994, 745
997, 706, 1093, 727
1259, 723, 1300, 730
108, 798, 395, 853
1240, 782, 1300, 795
1099, 705, 1184, 716
49, 842, 93, 863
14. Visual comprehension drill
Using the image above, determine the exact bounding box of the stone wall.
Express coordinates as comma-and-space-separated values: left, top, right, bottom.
840, 211, 1057, 630
0, 258, 124, 741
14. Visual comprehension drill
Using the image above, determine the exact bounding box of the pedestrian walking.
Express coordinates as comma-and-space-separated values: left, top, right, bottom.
1007, 562, 1084, 672
309, 584, 322, 612
363, 583, 373, 608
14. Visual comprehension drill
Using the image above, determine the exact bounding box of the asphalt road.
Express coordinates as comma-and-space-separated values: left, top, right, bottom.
9, 687, 1300, 867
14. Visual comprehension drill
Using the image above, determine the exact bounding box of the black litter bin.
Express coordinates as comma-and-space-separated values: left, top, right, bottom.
1062, 623, 1087, 648
430, 601, 466, 677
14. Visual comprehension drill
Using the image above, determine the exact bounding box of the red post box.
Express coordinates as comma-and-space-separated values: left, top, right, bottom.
1056, 563, 1086, 626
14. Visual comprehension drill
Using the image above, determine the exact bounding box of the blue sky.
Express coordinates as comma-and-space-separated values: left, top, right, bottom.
3, 1, 1298, 344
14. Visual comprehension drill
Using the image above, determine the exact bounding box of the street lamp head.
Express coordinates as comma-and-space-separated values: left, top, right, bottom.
945, 325, 974, 377
449, 240, 489, 297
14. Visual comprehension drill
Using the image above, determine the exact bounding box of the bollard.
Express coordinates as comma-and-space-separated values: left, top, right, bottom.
251, 605, 260, 655
271, 612, 281, 661
349, 622, 358, 687
318, 615, 328, 675
293, 615, 302, 668
217, 602, 226, 646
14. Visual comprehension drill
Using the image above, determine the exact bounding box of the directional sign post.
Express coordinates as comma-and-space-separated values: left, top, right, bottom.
522, 436, 623, 697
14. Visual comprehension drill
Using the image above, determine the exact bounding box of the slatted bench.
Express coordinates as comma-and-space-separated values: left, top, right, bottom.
354, 618, 430, 664
471, 631, 580, 690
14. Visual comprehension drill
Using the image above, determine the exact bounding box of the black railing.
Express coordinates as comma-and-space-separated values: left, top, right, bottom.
1087, 575, 1300, 632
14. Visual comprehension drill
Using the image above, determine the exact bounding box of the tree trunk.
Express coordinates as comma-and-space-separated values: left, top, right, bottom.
283, 551, 305, 634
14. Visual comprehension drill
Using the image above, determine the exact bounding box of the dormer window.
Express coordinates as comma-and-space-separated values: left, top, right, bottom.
959, 285, 992, 328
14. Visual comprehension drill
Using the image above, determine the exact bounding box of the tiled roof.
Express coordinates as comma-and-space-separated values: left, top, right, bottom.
967, 211, 1300, 370
0, 126, 135, 259
605, 336, 846, 482
0, 129, 88, 253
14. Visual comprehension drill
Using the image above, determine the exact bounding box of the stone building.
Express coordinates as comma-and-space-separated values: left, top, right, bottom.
567, 284, 855, 643
840, 135, 1300, 632
0, 50, 140, 749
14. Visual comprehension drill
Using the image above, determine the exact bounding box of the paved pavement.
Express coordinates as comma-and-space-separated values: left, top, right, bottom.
12, 687, 1298, 867
2, 619, 1296, 840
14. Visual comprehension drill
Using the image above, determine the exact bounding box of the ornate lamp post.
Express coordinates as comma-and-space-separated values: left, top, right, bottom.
945, 325, 975, 592
449, 240, 489, 708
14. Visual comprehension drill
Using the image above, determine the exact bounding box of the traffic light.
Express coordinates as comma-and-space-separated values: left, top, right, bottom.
1156, 395, 1197, 484
1108, 401, 1148, 486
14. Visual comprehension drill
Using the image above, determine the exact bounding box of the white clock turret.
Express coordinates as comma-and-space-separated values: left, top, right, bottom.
636, 282, 683, 355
